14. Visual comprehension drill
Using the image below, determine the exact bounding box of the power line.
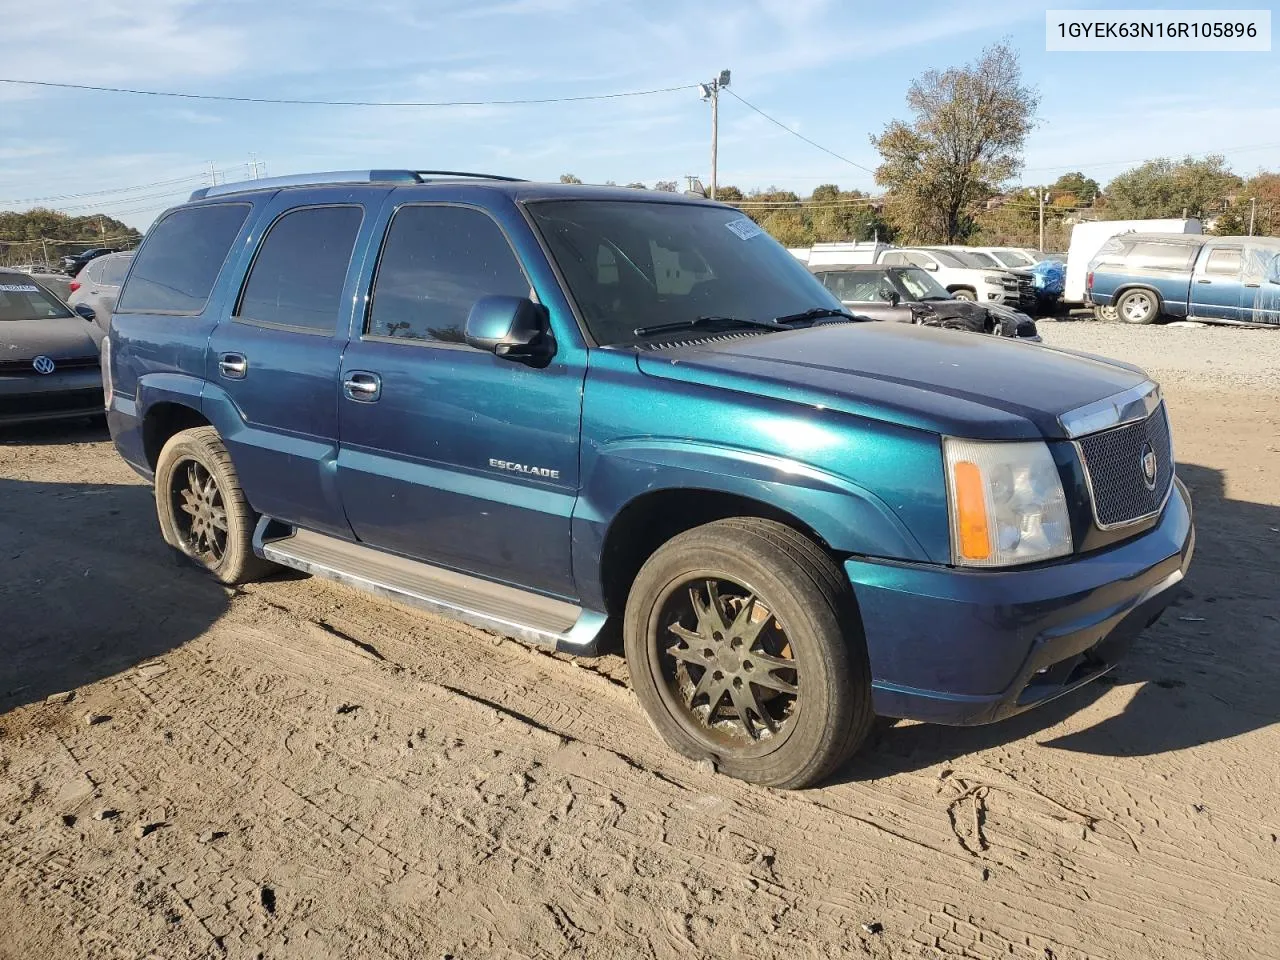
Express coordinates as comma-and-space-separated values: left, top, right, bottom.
723, 89, 878, 176
0, 77, 700, 107
0, 169, 236, 207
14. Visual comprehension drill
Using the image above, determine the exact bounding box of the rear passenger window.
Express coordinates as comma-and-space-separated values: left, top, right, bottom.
367, 205, 531, 344
100, 257, 131, 286
117, 203, 250, 314
237, 206, 363, 333
1203, 247, 1242, 276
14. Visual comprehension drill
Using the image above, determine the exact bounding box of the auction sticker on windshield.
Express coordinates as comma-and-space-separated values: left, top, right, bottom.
0, 284, 41, 293
724, 218, 764, 240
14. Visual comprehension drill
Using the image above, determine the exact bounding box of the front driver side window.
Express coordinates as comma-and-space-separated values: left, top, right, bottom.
367, 205, 532, 345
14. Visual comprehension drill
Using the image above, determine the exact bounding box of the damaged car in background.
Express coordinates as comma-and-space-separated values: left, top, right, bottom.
811, 263, 1041, 340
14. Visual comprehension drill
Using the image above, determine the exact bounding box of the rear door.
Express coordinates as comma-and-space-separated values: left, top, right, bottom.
206, 188, 381, 538
335, 197, 583, 598
1190, 244, 1244, 321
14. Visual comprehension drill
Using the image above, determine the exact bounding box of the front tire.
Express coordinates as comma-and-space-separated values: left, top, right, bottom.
623, 518, 873, 788
1115, 288, 1160, 324
154, 426, 273, 585
1093, 304, 1118, 322
951, 287, 977, 301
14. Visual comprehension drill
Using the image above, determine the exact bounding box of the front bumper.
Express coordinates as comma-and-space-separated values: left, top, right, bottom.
846, 477, 1194, 725
0, 369, 104, 425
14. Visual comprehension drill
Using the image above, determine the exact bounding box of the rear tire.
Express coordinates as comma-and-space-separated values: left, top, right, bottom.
623, 518, 874, 789
1115, 288, 1160, 325
154, 426, 274, 585
1093, 304, 1118, 322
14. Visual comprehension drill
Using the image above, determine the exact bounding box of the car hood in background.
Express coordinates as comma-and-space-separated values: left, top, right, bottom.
636, 321, 1146, 441
0, 317, 102, 361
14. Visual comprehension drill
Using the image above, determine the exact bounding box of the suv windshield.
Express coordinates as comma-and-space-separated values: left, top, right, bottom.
0, 277, 73, 321
896, 267, 951, 300
991, 249, 1033, 267
948, 250, 998, 268
527, 200, 841, 345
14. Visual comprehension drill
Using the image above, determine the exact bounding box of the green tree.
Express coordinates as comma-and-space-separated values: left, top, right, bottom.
0, 208, 142, 268
1237, 171, 1280, 235
625, 182, 648, 190
713, 185, 745, 202
1049, 171, 1101, 206
1212, 209, 1246, 235
654, 180, 678, 193
1104, 155, 1241, 220
558, 173, 582, 184
871, 41, 1039, 243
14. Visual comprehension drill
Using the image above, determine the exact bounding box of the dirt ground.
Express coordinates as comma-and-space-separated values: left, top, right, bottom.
2, 324, 1278, 960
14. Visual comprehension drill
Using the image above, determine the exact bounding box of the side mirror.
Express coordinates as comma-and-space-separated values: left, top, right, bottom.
73, 303, 96, 322
924, 262, 938, 272
887, 290, 901, 306
465, 295, 553, 365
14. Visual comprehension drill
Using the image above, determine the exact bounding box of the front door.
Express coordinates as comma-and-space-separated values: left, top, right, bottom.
1190, 244, 1244, 321
336, 202, 584, 599
206, 194, 372, 538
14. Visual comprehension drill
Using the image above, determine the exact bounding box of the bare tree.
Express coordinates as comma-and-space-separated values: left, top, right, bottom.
872, 42, 1038, 243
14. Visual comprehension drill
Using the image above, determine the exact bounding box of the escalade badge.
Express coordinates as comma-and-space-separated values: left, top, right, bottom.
1140, 442, 1157, 490
489, 458, 560, 480
32, 355, 56, 375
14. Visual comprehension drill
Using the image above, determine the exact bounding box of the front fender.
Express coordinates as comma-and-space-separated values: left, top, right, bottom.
570, 436, 943, 611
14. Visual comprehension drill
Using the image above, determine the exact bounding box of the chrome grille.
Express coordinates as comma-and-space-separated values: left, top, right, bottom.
1078, 404, 1174, 528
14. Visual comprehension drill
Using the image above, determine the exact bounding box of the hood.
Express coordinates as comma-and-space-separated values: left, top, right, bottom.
0, 316, 102, 361
636, 322, 1146, 441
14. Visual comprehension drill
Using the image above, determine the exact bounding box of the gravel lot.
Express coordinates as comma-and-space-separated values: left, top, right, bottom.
1, 325, 1278, 960
1038, 319, 1280, 393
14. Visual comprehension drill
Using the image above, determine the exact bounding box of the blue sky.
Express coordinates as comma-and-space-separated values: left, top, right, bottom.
2, 0, 1278, 230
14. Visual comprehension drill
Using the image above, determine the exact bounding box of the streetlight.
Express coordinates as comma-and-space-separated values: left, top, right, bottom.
700, 69, 730, 200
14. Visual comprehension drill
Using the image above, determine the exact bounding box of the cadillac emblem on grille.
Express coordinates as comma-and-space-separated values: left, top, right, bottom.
1140, 442, 1157, 490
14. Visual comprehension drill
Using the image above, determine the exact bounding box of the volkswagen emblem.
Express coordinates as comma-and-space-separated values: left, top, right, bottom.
1140, 442, 1158, 491
32, 355, 56, 375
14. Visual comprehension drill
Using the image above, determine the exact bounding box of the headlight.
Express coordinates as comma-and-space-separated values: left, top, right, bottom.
983, 275, 1005, 285
943, 438, 1072, 567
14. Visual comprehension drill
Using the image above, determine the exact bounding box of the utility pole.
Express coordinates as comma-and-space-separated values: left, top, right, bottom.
208, 161, 219, 186
1029, 188, 1049, 250
699, 69, 731, 201
41, 238, 49, 270
1249, 197, 1257, 236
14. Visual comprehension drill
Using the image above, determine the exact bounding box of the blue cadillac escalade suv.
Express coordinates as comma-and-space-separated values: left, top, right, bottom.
104, 171, 1194, 788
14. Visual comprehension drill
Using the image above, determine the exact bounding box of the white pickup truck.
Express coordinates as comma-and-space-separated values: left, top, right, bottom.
877, 247, 1025, 306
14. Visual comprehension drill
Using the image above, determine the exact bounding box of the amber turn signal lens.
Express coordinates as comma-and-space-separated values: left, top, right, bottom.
952, 460, 991, 561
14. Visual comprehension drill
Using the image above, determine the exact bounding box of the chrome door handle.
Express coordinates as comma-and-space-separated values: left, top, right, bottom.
1196, 278, 1212, 284
218, 353, 247, 379
343, 371, 381, 402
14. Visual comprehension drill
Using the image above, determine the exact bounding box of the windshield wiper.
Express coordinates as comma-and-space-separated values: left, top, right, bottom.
771, 306, 862, 325
633, 315, 782, 337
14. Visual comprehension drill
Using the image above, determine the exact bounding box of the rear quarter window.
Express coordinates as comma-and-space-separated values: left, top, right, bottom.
116, 203, 251, 314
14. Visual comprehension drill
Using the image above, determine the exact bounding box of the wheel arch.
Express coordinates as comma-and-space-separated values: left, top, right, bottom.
142, 400, 212, 470
1114, 283, 1164, 312
596, 488, 837, 619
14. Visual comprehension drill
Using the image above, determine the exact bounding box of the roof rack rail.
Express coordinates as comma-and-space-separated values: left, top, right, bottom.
189, 168, 523, 201
414, 170, 526, 182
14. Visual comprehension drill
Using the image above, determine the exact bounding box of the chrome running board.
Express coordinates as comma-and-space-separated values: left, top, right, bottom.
253, 521, 606, 654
